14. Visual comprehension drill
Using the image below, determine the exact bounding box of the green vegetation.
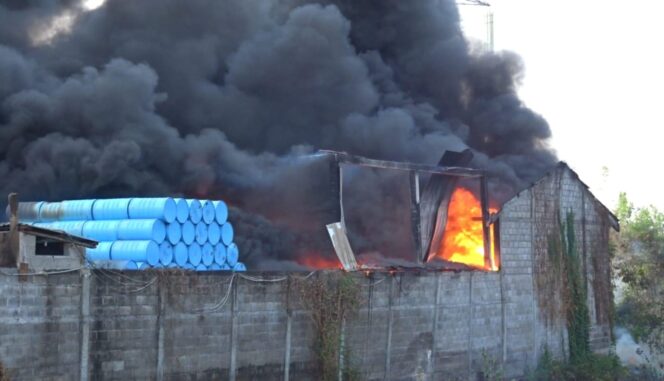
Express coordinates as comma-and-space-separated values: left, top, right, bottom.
479, 349, 504, 381
559, 212, 591, 363
613, 193, 664, 353
530, 347, 625, 381
0, 361, 9, 381
527, 212, 627, 381
295, 273, 361, 381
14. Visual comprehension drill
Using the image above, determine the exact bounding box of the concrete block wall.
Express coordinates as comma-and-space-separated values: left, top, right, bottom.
0, 269, 541, 381
0, 272, 82, 381
497, 164, 615, 367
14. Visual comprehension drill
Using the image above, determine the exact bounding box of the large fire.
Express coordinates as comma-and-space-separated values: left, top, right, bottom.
431, 187, 499, 271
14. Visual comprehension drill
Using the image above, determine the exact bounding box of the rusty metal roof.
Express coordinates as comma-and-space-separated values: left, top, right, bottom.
0, 223, 98, 248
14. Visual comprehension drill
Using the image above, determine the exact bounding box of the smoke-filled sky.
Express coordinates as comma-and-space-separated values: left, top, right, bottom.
460, 1, 664, 211
0, 0, 557, 267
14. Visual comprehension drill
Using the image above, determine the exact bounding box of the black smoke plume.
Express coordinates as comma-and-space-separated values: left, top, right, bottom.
0, 0, 555, 268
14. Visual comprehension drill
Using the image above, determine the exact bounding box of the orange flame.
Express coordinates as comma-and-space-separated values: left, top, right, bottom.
432, 187, 499, 271
297, 254, 343, 269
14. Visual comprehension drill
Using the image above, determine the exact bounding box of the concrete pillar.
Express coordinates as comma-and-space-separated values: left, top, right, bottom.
79, 269, 91, 381
284, 279, 292, 381
229, 278, 238, 381
384, 276, 394, 380
156, 278, 166, 381
467, 272, 474, 377
427, 274, 442, 380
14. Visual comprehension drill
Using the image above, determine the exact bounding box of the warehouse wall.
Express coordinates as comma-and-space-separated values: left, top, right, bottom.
0, 165, 614, 381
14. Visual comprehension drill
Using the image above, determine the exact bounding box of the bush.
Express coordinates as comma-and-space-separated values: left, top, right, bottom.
530, 349, 626, 381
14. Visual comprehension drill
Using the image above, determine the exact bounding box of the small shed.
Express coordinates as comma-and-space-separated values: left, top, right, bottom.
0, 222, 96, 272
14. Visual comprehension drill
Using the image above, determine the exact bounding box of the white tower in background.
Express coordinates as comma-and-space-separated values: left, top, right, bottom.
458, 1, 493, 52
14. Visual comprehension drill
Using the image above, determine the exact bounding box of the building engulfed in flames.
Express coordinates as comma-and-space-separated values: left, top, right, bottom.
301, 149, 503, 272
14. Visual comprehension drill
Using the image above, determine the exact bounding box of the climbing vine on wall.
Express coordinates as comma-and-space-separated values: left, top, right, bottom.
294, 272, 361, 381
537, 208, 592, 361
539, 211, 590, 362
559, 212, 591, 362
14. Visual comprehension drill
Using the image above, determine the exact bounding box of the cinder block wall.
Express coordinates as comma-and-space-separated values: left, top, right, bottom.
0, 166, 613, 381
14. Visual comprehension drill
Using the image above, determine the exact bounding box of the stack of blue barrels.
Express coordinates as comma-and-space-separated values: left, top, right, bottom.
13, 198, 245, 272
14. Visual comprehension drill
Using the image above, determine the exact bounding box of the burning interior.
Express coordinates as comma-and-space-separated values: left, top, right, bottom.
320, 149, 501, 272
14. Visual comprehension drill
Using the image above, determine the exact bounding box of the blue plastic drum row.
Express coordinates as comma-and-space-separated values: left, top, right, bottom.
86, 240, 241, 268
12, 197, 229, 225
32, 219, 234, 246
118, 261, 246, 272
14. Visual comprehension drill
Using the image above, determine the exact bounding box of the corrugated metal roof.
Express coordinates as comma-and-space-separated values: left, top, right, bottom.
0, 223, 98, 248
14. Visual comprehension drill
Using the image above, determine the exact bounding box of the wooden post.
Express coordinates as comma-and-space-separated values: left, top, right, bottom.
480, 176, 492, 269
409, 172, 423, 263
328, 155, 343, 227
8, 193, 19, 265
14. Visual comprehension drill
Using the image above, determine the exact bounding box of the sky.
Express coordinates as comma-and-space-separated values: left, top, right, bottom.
460, 1, 664, 211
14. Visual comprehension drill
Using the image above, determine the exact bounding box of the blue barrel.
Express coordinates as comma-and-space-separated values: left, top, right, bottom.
39, 200, 95, 221
152, 262, 163, 269
159, 242, 174, 265
175, 198, 189, 223
111, 240, 160, 266
117, 219, 166, 243
54, 199, 95, 221
9, 201, 45, 221
85, 242, 113, 261
221, 222, 234, 245
201, 243, 214, 266
209, 263, 222, 270
34, 221, 86, 237
233, 262, 246, 272
174, 242, 188, 267
195, 222, 207, 245
38, 202, 62, 221
128, 198, 177, 223
221, 263, 231, 270
137, 262, 150, 270
92, 198, 131, 220
214, 244, 227, 266
183, 263, 195, 270
226, 243, 239, 267
188, 244, 202, 266
125, 261, 139, 270
82, 220, 120, 241
166, 222, 181, 244
201, 200, 216, 224
181, 221, 195, 245
166, 263, 178, 269
207, 223, 221, 245
186, 199, 202, 223
195, 264, 207, 272
212, 200, 228, 225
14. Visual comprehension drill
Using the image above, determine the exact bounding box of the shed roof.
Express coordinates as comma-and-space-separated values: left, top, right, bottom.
0, 223, 98, 248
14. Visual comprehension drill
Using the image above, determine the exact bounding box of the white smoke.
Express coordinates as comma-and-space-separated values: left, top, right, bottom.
615, 327, 664, 376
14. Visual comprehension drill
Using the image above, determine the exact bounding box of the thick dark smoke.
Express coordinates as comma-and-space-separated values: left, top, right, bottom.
0, 0, 556, 268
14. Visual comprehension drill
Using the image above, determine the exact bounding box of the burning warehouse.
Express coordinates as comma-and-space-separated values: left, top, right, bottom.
0, 155, 618, 380
0, 0, 619, 380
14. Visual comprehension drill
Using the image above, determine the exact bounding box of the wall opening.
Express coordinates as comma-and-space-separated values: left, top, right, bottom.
426, 185, 500, 271
35, 238, 65, 256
